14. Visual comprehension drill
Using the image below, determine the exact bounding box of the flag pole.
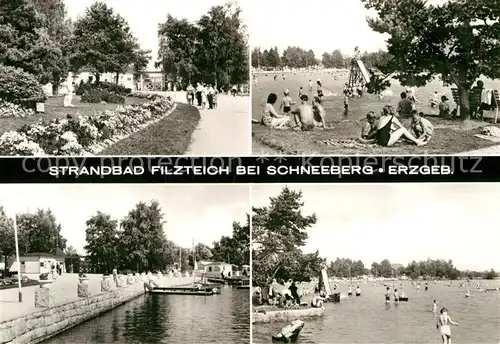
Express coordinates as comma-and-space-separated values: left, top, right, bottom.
13, 213, 22, 302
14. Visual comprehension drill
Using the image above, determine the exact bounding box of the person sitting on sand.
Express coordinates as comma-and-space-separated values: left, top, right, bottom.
261, 93, 291, 129
410, 110, 434, 142
397, 92, 413, 118
359, 111, 378, 143
291, 95, 316, 131
439, 95, 451, 119
376, 106, 426, 147
311, 291, 327, 308
279, 89, 295, 116
436, 308, 459, 344
312, 96, 330, 129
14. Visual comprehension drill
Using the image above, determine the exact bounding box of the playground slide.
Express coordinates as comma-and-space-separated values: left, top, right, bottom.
321, 269, 332, 295
356, 60, 371, 84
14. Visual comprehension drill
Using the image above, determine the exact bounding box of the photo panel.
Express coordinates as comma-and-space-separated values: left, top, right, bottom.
0, 184, 250, 343
251, 183, 500, 343
0, 0, 251, 156
249, 0, 500, 155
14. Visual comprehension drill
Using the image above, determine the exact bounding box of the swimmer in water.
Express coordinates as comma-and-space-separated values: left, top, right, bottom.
433, 300, 438, 314
298, 87, 304, 99
465, 290, 470, 298
308, 80, 313, 91
385, 287, 391, 304
436, 307, 458, 344
348, 285, 353, 296
355, 286, 361, 296
394, 288, 400, 303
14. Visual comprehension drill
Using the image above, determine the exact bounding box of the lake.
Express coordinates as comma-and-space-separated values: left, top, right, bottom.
252, 280, 500, 344
43, 286, 249, 344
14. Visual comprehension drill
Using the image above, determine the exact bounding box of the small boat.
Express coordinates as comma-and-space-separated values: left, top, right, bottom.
398, 297, 409, 302
149, 286, 216, 296
272, 320, 305, 342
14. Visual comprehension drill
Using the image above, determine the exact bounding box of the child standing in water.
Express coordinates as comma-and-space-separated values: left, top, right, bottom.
436, 308, 458, 344
433, 300, 438, 314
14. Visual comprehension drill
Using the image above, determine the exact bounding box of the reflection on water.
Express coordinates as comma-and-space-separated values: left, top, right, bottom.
44, 286, 249, 344
253, 280, 500, 344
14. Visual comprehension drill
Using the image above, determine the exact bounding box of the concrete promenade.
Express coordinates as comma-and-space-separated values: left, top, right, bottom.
0, 273, 194, 323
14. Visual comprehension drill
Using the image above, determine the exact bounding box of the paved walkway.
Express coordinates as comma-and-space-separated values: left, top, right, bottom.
0, 273, 194, 323
186, 95, 251, 155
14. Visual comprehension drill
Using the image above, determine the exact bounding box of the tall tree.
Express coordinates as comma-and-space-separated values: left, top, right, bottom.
211, 215, 250, 267
0, 207, 17, 274
70, 2, 138, 84
0, 0, 65, 84
252, 187, 317, 286
361, 0, 500, 120
157, 15, 199, 84
84, 211, 119, 274
30, 0, 73, 91
196, 2, 249, 87
119, 201, 166, 272
16, 209, 66, 253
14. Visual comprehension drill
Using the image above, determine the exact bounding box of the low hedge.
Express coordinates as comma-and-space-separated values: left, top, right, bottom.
0, 64, 46, 108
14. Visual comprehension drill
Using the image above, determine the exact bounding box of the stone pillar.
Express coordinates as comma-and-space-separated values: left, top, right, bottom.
78, 283, 89, 298
101, 276, 112, 292
35, 286, 56, 308
116, 275, 124, 288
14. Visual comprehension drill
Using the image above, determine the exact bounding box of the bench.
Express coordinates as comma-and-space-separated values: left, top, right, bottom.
451, 88, 499, 123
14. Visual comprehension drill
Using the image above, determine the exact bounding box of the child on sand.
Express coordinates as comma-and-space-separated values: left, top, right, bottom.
359, 111, 378, 143
436, 308, 459, 344
411, 110, 434, 142
279, 89, 295, 116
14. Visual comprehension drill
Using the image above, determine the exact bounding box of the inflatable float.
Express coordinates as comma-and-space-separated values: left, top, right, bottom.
272, 320, 305, 342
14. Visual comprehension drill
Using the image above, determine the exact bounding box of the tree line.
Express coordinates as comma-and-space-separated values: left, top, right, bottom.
156, 1, 249, 89
252, 187, 498, 286
251, 46, 390, 71
0, 203, 249, 275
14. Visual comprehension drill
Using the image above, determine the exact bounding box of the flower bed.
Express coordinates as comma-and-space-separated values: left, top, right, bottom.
0, 95, 176, 156
0, 101, 35, 118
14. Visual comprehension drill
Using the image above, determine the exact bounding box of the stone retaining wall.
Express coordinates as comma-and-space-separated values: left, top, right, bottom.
0, 274, 195, 344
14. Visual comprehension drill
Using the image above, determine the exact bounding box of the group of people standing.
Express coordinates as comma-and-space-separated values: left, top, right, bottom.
186, 83, 218, 110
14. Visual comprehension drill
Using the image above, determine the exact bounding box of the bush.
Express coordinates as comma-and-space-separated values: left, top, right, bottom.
75, 80, 131, 96
81, 89, 125, 104
0, 65, 46, 108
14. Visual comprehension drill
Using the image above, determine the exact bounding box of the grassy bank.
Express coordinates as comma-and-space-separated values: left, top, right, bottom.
100, 103, 201, 155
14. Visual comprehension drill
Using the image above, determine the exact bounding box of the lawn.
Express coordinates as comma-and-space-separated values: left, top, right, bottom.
0, 95, 148, 136
252, 71, 500, 154
101, 103, 201, 155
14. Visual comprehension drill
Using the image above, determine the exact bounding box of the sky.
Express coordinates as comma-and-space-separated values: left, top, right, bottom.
65, 0, 247, 70
246, 0, 450, 57
0, 184, 249, 255
252, 184, 500, 272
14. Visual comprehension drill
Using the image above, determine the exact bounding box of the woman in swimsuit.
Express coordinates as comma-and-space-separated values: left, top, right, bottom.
261, 93, 291, 129
436, 308, 458, 344
376, 106, 426, 147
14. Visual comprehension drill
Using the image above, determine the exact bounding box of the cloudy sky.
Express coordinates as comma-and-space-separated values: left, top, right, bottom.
252, 184, 500, 272
65, 0, 248, 70
246, 0, 450, 57
0, 185, 249, 255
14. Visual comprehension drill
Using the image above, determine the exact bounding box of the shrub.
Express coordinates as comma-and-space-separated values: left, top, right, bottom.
81, 89, 125, 104
76, 80, 131, 96
0, 101, 35, 118
0, 65, 46, 108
